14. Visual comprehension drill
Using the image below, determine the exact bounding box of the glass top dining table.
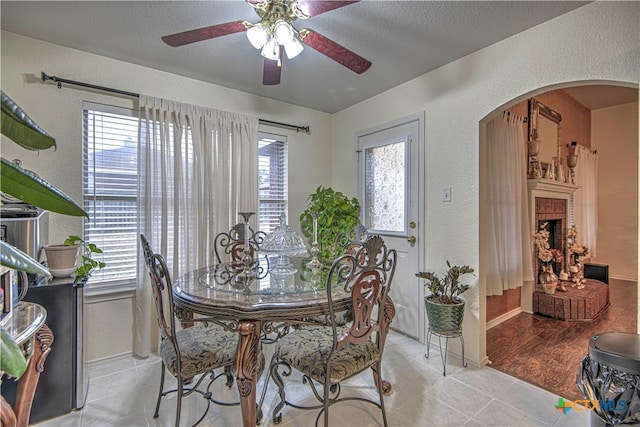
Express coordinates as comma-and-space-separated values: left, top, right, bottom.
172, 257, 351, 319
171, 256, 351, 427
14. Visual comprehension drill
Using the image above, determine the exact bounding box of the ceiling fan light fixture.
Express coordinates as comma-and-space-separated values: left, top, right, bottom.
261, 37, 280, 61
284, 36, 303, 59
273, 20, 294, 44
247, 24, 270, 49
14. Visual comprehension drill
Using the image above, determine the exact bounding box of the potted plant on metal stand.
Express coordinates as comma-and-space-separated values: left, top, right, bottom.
416, 260, 474, 375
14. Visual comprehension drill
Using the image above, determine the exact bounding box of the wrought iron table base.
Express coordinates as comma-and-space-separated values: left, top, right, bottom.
425, 327, 467, 376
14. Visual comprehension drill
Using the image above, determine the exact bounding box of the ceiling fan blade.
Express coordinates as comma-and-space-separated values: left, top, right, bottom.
162, 21, 248, 47
299, 29, 371, 74
295, 0, 360, 17
263, 57, 282, 85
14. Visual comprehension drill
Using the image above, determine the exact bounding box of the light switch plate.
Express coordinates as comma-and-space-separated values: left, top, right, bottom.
442, 187, 452, 202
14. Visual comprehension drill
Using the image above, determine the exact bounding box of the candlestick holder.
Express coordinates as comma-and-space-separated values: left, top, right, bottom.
234, 211, 256, 292
305, 211, 322, 289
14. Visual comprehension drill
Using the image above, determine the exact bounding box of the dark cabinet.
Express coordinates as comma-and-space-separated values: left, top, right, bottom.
1, 277, 87, 423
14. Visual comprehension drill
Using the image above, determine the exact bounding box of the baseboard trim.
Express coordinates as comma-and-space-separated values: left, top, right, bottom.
478, 355, 490, 367
87, 351, 133, 367
487, 307, 523, 330
609, 274, 637, 283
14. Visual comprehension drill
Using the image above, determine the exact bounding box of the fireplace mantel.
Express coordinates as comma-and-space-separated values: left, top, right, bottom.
527, 179, 578, 195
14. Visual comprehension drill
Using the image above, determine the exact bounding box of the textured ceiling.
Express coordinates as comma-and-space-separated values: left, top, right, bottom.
563, 86, 638, 111
1, 1, 595, 113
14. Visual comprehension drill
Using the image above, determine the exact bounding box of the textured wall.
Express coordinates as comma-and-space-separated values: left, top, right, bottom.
332, 2, 639, 364
592, 101, 639, 281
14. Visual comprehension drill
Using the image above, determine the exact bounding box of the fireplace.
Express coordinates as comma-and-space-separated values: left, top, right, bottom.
524, 178, 577, 313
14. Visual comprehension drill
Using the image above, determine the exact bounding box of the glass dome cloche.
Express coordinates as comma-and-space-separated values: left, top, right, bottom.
261, 214, 308, 277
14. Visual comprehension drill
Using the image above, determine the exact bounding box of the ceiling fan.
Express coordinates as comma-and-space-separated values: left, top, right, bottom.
161, 0, 372, 85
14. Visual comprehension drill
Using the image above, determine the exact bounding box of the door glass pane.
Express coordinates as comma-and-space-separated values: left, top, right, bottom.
364, 140, 406, 232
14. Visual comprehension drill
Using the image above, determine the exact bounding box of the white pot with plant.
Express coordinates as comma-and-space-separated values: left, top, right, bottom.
43, 235, 105, 282
43, 244, 80, 278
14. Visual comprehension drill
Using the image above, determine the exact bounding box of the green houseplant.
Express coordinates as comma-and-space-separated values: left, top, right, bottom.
416, 261, 474, 334
0, 91, 87, 379
299, 186, 361, 261
64, 235, 106, 284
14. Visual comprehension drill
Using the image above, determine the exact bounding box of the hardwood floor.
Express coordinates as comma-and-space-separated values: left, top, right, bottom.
486, 278, 637, 402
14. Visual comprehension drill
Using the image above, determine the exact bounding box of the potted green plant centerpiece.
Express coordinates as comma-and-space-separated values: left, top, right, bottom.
299, 186, 360, 261
416, 261, 474, 334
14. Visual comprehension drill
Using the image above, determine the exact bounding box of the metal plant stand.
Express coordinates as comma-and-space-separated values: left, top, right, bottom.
425, 327, 467, 376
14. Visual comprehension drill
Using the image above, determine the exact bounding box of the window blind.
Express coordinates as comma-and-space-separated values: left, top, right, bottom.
258, 133, 288, 233
83, 104, 139, 288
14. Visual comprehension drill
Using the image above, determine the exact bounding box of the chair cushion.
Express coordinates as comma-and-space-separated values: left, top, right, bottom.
274, 326, 380, 384
306, 308, 353, 326
160, 324, 238, 378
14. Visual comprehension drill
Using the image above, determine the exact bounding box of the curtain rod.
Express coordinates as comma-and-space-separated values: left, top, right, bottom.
502, 110, 528, 123
567, 141, 596, 154
41, 72, 311, 134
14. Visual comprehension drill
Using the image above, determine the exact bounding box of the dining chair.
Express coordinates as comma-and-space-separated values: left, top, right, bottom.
305, 225, 369, 327
140, 234, 241, 427
214, 222, 267, 264
268, 235, 397, 427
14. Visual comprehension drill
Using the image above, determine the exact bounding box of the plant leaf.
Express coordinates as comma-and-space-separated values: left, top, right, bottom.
0, 240, 52, 278
0, 157, 87, 217
1, 326, 27, 378
1, 91, 56, 151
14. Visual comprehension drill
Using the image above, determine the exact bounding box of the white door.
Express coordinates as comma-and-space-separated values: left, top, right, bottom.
356, 113, 424, 340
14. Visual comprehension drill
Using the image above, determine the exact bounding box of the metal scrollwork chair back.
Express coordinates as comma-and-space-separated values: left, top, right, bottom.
268, 234, 397, 427
214, 222, 267, 263
334, 224, 369, 258
313, 224, 368, 325
214, 223, 270, 281
140, 234, 240, 427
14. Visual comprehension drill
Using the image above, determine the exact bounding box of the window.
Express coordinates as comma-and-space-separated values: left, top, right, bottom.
83, 110, 286, 289
258, 133, 288, 233
83, 103, 138, 289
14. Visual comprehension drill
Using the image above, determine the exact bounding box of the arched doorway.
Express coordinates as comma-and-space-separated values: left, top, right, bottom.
479, 82, 639, 400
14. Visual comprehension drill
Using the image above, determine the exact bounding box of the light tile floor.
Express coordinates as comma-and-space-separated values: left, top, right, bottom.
34, 332, 591, 426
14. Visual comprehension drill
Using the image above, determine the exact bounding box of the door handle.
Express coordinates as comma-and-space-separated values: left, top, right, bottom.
407, 236, 416, 245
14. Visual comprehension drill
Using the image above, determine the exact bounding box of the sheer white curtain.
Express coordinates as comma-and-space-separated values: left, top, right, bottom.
573, 145, 598, 256
134, 95, 258, 357
482, 113, 534, 296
